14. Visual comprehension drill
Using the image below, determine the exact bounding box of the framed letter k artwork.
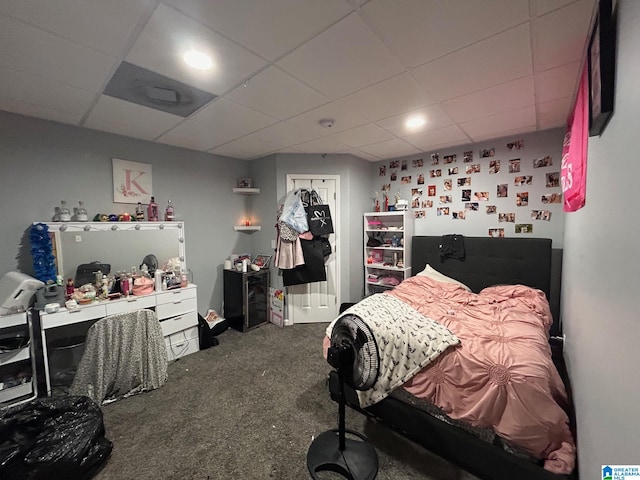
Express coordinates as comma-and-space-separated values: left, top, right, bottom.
113, 158, 152, 204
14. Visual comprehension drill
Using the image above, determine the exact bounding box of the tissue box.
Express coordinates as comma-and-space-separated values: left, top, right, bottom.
0, 272, 44, 316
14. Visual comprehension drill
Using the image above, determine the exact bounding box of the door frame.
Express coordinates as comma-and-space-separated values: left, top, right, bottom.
285, 173, 341, 324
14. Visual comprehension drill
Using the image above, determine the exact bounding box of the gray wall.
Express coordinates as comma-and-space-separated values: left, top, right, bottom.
0, 112, 374, 313
562, 0, 640, 475
371, 128, 566, 246
0, 111, 252, 315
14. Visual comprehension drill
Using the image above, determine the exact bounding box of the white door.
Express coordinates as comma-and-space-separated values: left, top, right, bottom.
286, 174, 339, 324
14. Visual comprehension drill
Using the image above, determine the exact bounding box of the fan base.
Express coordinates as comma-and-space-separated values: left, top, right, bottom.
307, 428, 378, 480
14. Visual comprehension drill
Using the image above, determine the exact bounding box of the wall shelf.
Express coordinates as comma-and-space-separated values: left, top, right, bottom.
234, 226, 261, 232
233, 188, 260, 194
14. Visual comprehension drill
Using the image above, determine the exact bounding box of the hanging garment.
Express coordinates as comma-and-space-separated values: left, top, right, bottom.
275, 204, 305, 270
561, 63, 588, 212
282, 238, 327, 286
440, 234, 465, 261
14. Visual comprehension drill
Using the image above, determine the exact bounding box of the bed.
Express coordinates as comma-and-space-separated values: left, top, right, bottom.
326, 235, 576, 480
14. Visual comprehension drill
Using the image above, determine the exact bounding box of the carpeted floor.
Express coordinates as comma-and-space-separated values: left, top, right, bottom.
94, 322, 479, 480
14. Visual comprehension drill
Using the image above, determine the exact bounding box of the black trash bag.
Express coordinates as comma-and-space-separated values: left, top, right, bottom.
0, 396, 113, 480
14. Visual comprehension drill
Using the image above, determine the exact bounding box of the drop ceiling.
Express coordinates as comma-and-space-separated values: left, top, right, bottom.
0, 0, 597, 161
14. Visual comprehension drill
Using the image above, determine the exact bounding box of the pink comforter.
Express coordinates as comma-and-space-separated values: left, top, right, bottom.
387, 276, 575, 474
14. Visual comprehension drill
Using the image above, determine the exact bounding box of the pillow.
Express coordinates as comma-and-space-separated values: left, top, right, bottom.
416, 264, 472, 291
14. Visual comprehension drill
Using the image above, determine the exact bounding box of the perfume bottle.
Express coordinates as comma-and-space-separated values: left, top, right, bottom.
147, 196, 158, 222
165, 199, 175, 221
59, 200, 71, 222
76, 201, 88, 222
135, 202, 145, 221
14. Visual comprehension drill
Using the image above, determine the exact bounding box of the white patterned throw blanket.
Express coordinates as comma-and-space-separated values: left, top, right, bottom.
326, 294, 460, 408
70, 309, 168, 405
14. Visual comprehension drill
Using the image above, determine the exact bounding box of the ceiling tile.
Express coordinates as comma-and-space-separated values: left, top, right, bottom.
271, 146, 305, 155
357, 138, 421, 159
0, 15, 115, 92
460, 105, 536, 140
441, 77, 535, 123
225, 66, 329, 120
535, 61, 581, 103
531, 0, 595, 72
289, 136, 352, 154
164, 0, 352, 60
402, 125, 471, 151
286, 102, 369, 136
361, 0, 529, 67
156, 118, 243, 151
529, 0, 594, 18
412, 24, 533, 102
84, 95, 183, 140
0, 0, 154, 56
538, 96, 572, 130
209, 136, 281, 159
347, 148, 382, 162
0, 98, 84, 125
468, 125, 536, 143
336, 73, 434, 122
189, 98, 279, 135
125, 4, 267, 95
375, 104, 454, 136
0, 66, 96, 123
326, 124, 395, 147
277, 13, 404, 99
248, 121, 319, 146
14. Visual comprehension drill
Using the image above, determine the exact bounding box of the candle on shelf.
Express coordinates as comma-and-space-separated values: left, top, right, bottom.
245, 219, 251, 226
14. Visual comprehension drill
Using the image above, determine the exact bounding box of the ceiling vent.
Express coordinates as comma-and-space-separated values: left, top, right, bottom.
103, 62, 216, 117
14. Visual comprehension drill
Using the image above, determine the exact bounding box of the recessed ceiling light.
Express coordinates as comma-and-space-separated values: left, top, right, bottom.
183, 50, 213, 70
405, 115, 426, 130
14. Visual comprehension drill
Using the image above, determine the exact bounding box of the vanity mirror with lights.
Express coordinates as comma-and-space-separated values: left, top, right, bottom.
33, 221, 199, 395
43, 221, 187, 281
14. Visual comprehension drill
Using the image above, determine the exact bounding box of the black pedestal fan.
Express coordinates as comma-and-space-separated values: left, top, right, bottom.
307, 314, 380, 480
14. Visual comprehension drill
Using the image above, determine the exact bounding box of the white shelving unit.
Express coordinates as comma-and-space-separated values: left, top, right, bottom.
364, 211, 413, 295
233, 187, 261, 230
0, 310, 37, 406
232, 188, 260, 195
233, 225, 261, 232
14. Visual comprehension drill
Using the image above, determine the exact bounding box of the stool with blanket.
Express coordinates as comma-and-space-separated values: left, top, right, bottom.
69, 309, 168, 405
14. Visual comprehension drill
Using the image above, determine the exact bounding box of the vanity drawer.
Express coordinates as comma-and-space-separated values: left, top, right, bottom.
164, 325, 198, 345
41, 303, 107, 329
156, 296, 197, 321
106, 295, 155, 316
156, 286, 196, 306
165, 334, 199, 361
160, 311, 197, 337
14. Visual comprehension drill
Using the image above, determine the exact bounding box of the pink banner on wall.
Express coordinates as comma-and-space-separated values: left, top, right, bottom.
561, 64, 588, 212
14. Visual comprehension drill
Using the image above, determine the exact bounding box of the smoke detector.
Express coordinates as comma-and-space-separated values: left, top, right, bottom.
319, 118, 335, 128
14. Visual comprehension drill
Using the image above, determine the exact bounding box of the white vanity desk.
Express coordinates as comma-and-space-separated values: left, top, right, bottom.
35, 221, 199, 395
40, 284, 199, 395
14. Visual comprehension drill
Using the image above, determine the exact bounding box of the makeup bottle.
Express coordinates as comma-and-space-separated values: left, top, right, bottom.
147, 196, 158, 222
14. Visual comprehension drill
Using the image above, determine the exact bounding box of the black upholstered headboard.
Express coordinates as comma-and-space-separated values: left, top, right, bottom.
411, 236, 562, 334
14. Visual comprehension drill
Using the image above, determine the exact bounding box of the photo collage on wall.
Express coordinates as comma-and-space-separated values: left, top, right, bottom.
377, 138, 563, 236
